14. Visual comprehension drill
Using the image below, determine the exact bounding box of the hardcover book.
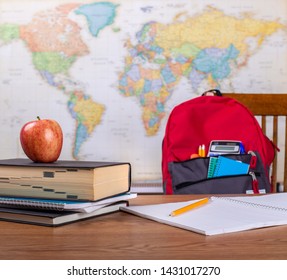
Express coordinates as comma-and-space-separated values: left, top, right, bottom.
0, 158, 131, 201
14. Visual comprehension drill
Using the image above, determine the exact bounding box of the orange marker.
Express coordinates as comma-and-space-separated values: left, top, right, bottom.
198, 145, 202, 157
201, 144, 206, 157
198, 144, 206, 157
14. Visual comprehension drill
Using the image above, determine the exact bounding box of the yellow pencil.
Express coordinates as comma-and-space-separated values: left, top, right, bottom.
169, 197, 209, 217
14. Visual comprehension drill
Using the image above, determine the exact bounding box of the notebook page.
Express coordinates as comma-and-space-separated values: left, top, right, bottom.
121, 197, 287, 236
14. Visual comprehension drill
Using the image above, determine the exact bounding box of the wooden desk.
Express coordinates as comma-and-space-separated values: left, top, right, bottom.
1, 194, 287, 260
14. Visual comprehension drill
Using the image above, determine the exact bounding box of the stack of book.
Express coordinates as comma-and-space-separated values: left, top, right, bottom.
0, 158, 136, 226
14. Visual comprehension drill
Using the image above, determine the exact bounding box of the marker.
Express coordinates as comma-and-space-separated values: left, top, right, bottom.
198, 145, 202, 157
198, 144, 206, 157
169, 197, 209, 217
201, 144, 206, 157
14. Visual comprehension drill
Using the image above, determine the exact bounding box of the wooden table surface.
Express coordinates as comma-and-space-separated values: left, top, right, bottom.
1, 194, 287, 260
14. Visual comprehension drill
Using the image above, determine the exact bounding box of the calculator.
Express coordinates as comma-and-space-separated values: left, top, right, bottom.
207, 140, 244, 156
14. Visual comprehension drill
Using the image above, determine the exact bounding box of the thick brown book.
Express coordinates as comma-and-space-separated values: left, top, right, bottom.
0, 158, 131, 201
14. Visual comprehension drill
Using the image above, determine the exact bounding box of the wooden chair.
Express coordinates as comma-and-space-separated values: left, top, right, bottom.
223, 93, 287, 192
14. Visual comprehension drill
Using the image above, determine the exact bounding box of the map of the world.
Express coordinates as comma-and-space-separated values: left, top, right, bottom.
0, 0, 286, 191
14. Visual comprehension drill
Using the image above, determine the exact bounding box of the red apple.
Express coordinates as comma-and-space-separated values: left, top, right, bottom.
20, 117, 63, 163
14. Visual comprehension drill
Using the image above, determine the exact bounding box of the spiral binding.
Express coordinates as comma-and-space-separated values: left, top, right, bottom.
0, 197, 65, 211
211, 196, 287, 213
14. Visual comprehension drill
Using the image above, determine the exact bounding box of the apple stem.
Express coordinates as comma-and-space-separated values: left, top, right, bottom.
37, 116, 41, 120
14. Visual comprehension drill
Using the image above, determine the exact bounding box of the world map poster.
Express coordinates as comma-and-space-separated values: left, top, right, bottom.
0, 0, 286, 192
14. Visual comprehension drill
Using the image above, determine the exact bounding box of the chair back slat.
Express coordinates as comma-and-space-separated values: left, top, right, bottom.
262, 116, 266, 135
272, 116, 278, 189
223, 93, 287, 192
284, 118, 287, 191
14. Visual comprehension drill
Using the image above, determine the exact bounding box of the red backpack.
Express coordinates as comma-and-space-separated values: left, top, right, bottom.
162, 95, 276, 194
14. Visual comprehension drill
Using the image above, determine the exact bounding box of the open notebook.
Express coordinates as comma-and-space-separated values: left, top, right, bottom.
121, 193, 287, 236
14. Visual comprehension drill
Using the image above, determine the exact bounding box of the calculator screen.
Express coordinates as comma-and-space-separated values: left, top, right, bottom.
214, 145, 237, 151
209, 141, 241, 155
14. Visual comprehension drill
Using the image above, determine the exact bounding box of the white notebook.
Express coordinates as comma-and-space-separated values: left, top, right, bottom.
121, 193, 287, 236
